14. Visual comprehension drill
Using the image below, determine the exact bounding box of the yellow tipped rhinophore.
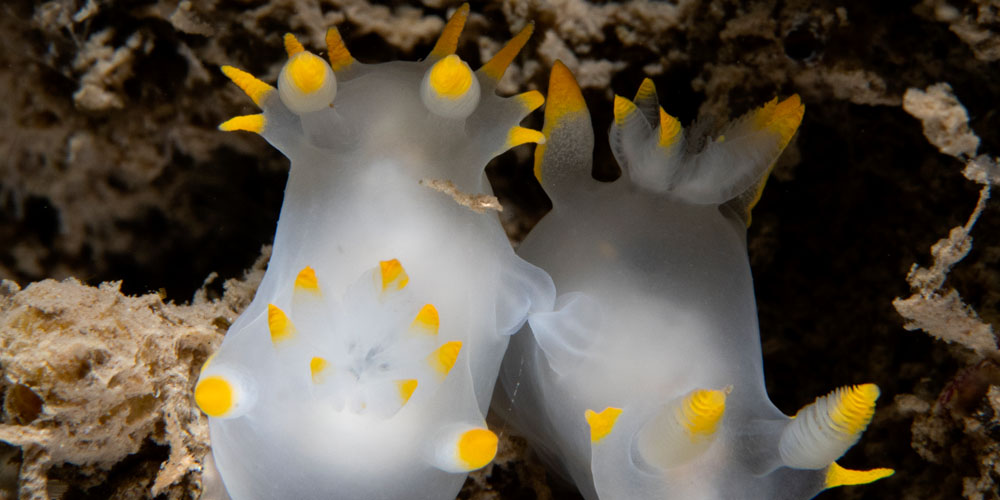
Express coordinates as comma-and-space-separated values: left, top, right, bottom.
325, 27, 355, 72
825, 462, 895, 489
479, 22, 534, 82
221, 65, 274, 107
267, 304, 296, 344
752, 94, 805, 150
585, 407, 623, 443
779, 384, 881, 470
429, 341, 462, 377
411, 304, 440, 335
195, 370, 255, 419
534, 60, 588, 183
294, 266, 321, 294
430, 424, 498, 473
218, 114, 265, 134
277, 43, 337, 115
421, 54, 481, 119
635, 387, 728, 469
429, 3, 470, 59
379, 259, 409, 292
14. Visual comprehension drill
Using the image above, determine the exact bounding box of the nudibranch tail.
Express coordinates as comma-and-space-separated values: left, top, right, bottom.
779, 384, 889, 476
532, 61, 594, 204
608, 79, 805, 214
635, 388, 728, 469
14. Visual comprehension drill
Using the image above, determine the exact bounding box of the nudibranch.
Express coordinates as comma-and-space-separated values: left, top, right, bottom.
195, 6, 554, 499
497, 62, 894, 499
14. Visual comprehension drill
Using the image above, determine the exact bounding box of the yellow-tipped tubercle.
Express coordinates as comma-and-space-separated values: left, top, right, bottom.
825, 462, 894, 489
658, 107, 682, 148
379, 259, 409, 292
634, 78, 656, 102
294, 266, 320, 293
457, 428, 498, 470
585, 407, 623, 443
397, 379, 418, 405
411, 304, 440, 335
195, 375, 234, 417
429, 341, 462, 376
430, 3, 469, 58
613, 95, 638, 127
309, 357, 328, 383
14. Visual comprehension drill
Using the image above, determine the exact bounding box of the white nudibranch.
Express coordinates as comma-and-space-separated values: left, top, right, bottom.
497, 61, 893, 500
203, 4, 554, 499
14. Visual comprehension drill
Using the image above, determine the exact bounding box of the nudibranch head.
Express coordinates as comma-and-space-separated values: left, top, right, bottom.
277, 35, 337, 114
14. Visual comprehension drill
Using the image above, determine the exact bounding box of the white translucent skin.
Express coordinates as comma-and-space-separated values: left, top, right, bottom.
499, 100, 830, 499
206, 58, 553, 500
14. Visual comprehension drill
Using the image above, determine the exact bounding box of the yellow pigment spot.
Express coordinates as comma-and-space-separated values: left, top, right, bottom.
753, 94, 805, 149
430, 3, 469, 58
309, 357, 328, 383
585, 407, 623, 443
379, 259, 409, 292
824, 462, 894, 489
679, 389, 727, 439
634, 78, 657, 102
195, 376, 234, 417
294, 266, 320, 294
613, 95, 638, 126
479, 23, 533, 81
325, 26, 354, 72
429, 55, 473, 99
221, 66, 274, 106
283, 33, 305, 57
397, 379, 418, 405
535, 60, 586, 182
516, 90, 545, 113
287, 52, 328, 94
429, 341, 462, 376
219, 114, 265, 134
411, 304, 440, 335
826, 384, 879, 436
507, 127, 546, 149
267, 304, 295, 344
457, 428, 498, 470
658, 107, 682, 148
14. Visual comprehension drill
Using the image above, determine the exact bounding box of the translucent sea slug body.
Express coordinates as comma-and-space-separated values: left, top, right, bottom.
195, 6, 554, 499
498, 62, 894, 499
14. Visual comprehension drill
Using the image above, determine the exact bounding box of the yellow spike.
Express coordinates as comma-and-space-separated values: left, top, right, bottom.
195, 375, 234, 417
379, 259, 409, 292
457, 428, 498, 470
634, 78, 657, 102
678, 389, 727, 439
658, 107, 682, 148
515, 90, 545, 113
429, 341, 462, 376
309, 357, 328, 383
534, 61, 586, 182
430, 3, 469, 59
429, 55, 473, 98
825, 462, 894, 489
753, 94, 805, 149
267, 304, 296, 344
218, 114, 265, 134
507, 126, 545, 149
827, 384, 880, 435
326, 26, 354, 72
479, 23, 534, 81
411, 304, 440, 335
220, 65, 274, 107
585, 407, 623, 443
283, 33, 305, 57
613, 95, 638, 127
397, 379, 418, 405
294, 266, 320, 294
